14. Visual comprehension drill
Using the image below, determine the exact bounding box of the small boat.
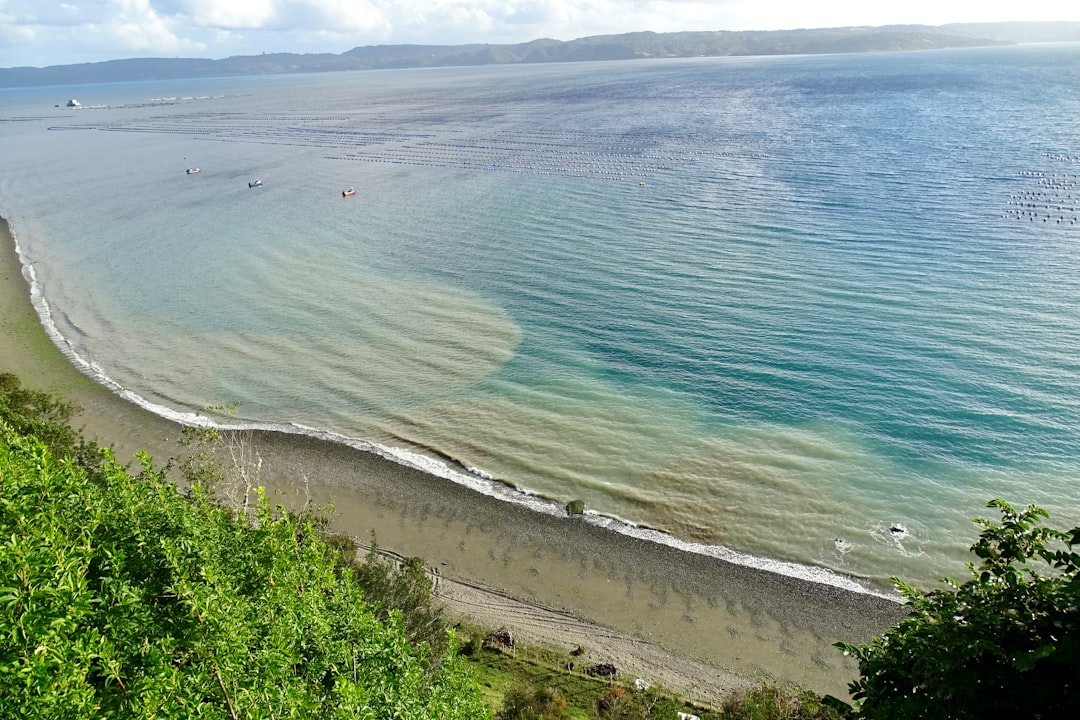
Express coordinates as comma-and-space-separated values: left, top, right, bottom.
342, 187, 356, 197
248, 179, 263, 188
186, 168, 200, 174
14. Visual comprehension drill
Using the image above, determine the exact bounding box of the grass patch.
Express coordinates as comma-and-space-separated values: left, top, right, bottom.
456, 624, 716, 719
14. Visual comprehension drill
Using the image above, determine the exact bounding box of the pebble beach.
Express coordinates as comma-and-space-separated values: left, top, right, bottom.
1, 214, 905, 699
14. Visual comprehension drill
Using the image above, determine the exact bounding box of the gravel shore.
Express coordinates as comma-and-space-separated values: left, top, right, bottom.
1, 215, 905, 700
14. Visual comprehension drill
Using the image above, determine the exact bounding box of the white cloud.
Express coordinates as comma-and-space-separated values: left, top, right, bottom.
181, 0, 278, 29
104, 0, 196, 54
0, 0, 111, 26
718, 0, 1077, 31
1, 1, 1079, 68
277, 1, 387, 33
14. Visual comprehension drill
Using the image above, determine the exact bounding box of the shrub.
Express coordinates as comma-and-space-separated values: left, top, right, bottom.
497, 682, 569, 720
0, 372, 99, 473
351, 537, 451, 667
837, 499, 1080, 719
594, 683, 686, 719
720, 684, 845, 720
0, 421, 490, 719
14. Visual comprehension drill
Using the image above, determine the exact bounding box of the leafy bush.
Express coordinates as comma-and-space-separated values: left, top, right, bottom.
720, 684, 844, 720
0, 421, 490, 719
180, 405, 452, 664
496, 682, 569, 720
351, 537, 451, 667
837, 499, 1080, 719
594, 683, 686, 719
0, 372, 99, 473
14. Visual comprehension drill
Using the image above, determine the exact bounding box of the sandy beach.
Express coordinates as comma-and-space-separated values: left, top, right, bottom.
1, 214, 906, 702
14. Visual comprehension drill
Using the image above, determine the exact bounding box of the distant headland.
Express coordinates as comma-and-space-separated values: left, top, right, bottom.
1, 21, 1079, 88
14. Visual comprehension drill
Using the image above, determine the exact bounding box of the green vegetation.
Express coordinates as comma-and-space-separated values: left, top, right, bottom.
497, 682, 571, 719
12, 23, 1080, 88
351, 541, 452, 665
459, 630, 843, 720
8, 371, 1078, 718
457, 629, 710, 720
836, 500, 1080, 719
718, 685, 845, 720
0, 372, 100, 474
0, 376, 488, 718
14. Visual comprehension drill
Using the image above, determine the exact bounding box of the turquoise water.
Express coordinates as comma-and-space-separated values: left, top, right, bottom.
2, 45, 1079, 591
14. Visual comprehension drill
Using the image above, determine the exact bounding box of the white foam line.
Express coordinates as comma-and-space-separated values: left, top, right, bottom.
9, 218, 898, 603
313, 424, 898, 600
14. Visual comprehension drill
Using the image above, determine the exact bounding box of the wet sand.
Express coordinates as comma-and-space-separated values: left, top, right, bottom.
1, 215, 905, 698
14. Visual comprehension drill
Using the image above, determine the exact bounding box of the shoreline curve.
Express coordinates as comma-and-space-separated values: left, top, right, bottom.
1, 211, 906, 698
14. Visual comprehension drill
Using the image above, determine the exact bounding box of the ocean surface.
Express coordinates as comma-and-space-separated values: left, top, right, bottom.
2, 44, 1079, 593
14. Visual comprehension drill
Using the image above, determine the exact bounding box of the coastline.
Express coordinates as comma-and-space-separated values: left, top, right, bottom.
1, 213, 906, 699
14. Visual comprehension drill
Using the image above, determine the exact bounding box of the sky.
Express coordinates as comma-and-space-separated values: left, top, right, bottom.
1, 1, 1078, 69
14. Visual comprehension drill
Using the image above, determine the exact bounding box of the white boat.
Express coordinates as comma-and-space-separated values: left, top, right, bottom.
342, 187, 356, 197
186, 168, 200, 174
248, 179, 263, 188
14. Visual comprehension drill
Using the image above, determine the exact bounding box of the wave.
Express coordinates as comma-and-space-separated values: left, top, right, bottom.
6, 217, 896, 603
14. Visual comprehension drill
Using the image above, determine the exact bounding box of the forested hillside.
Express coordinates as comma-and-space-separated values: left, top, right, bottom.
4, 22, 1078, 87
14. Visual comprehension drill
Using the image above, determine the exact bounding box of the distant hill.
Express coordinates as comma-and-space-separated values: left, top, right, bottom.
2, 22, 1078, 89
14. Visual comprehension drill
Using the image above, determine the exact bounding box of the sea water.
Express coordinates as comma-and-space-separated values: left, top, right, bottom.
2, 44, 1079, 592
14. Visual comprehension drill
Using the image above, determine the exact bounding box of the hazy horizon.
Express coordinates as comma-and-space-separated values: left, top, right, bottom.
2, 1, 1079, 69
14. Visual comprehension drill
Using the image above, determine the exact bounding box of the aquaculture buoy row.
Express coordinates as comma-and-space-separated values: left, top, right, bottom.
1006, 201, 1078, 212
327, 153, 651, 180
51, 109, 773, 187
1042, 153, 1080, 163
1005, 164, 1080, 228
1002, 209, 1078, 224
